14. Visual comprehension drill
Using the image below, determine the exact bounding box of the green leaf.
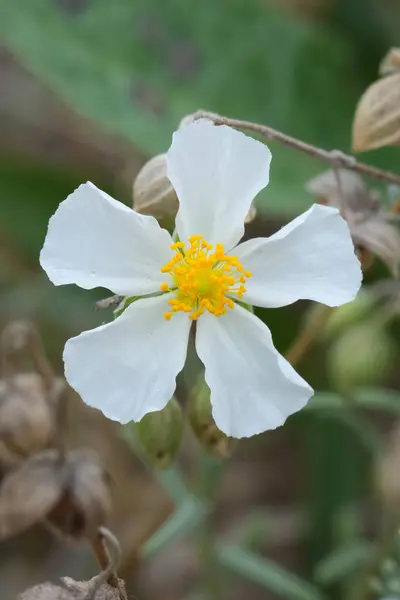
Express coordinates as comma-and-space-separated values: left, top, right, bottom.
142, 495, 208, 558
314, 541, 373, 585
0, 0, 370, 215
307, 388, 400, 415
216, 545, 327, 600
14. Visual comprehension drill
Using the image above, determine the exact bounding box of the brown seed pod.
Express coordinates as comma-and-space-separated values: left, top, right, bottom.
380, 47, 400, 76
0, 449, 111, 541
133, 153, 178, 221
47, 449, 112, 540
352, 72, 400, 152
133, 114, 257, 225
0, 373, 55, 469
17, 578, 120, 600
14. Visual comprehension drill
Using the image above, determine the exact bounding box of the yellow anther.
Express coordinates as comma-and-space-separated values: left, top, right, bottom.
160, 235, 252, 321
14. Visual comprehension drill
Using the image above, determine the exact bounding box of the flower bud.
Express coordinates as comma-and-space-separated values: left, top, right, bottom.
0, 373, 54, 470
327, 323, 396, 393
130, 396, 183, 468
188, 375, 236, 459
322, 292, 375, 339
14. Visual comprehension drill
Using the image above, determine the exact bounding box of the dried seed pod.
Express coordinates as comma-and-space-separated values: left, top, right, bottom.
352, 73, 400, 152
133, 153, 178, 221
133, 114, 257, 224
380, 48, 400, 77
188, 375, 236, 458
0, 449, 111, 541
124, 396, 183, 468
327, 323, 396, 393
47, 449, 112, 540
0, 373, 55, 469
18, 578, 120, 600
306, 169, 400, 276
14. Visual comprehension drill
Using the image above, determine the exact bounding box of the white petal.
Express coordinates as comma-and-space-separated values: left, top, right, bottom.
234, 204, 362, 308
195, 305, 313, 438
40, 182, 173, 296
63, 294, 190, 423
167, 121, 271, 249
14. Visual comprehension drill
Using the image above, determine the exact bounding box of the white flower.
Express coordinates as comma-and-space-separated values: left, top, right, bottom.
40, 121, 362, 438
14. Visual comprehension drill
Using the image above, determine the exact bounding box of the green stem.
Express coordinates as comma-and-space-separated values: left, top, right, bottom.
196, 451, 224, 600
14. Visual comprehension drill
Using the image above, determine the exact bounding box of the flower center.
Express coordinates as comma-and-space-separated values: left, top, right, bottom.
160, 235, 251, 321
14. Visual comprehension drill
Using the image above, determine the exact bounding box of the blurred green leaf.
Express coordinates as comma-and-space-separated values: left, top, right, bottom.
142, 495, 208, 558
0, 0, 371, 215
308, 389, 400, 415
314, 540, 372, 585
217, 545, 327, 600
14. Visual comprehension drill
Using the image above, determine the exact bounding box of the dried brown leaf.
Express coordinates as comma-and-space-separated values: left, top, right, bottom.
352, 73, 400, 152
380, 48, 400, 76
0, 451, 62, 539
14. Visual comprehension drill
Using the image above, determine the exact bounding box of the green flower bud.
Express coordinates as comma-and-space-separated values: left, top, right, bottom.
188, 375, 236, 459
123, 397, 183, 469
327, 323, 396, 393
323, 292, 375, 339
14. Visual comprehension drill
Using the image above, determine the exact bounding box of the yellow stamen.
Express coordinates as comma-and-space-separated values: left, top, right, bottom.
160, 236, 252, 321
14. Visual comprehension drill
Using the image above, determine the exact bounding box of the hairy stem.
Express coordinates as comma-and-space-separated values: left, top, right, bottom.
192, 111, 400, 186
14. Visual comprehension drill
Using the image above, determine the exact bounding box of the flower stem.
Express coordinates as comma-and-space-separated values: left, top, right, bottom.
192, 111, 400, 187
285, 306, 332, 367
91, 527, 128, 600
196, 451, 224, 600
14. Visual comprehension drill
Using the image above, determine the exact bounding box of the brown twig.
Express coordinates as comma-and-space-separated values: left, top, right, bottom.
192, 111, 400, 187
285, 305, 332, 367
91, 527, 127, 599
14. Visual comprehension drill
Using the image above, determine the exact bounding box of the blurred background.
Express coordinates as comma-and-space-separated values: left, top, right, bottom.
1, 1, 400, 599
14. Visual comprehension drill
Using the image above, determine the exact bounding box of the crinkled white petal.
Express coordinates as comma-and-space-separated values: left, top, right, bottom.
40, 182, 174, 296
195, 305, 313, 438
233, 204, 362, 308
167, 120, 271, 249
63, 294, 190, 423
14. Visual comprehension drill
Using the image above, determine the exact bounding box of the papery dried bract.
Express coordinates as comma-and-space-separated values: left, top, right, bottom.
47, 449, 111, 540
133, 153, 179, 221
380, 48, 400, 77
18, 577, 120, 600
306, 168, 400, 276
0, 373, 54, 469
0, 449, 111, 541
352, 73, 400, 152
0, 451, 62, 539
